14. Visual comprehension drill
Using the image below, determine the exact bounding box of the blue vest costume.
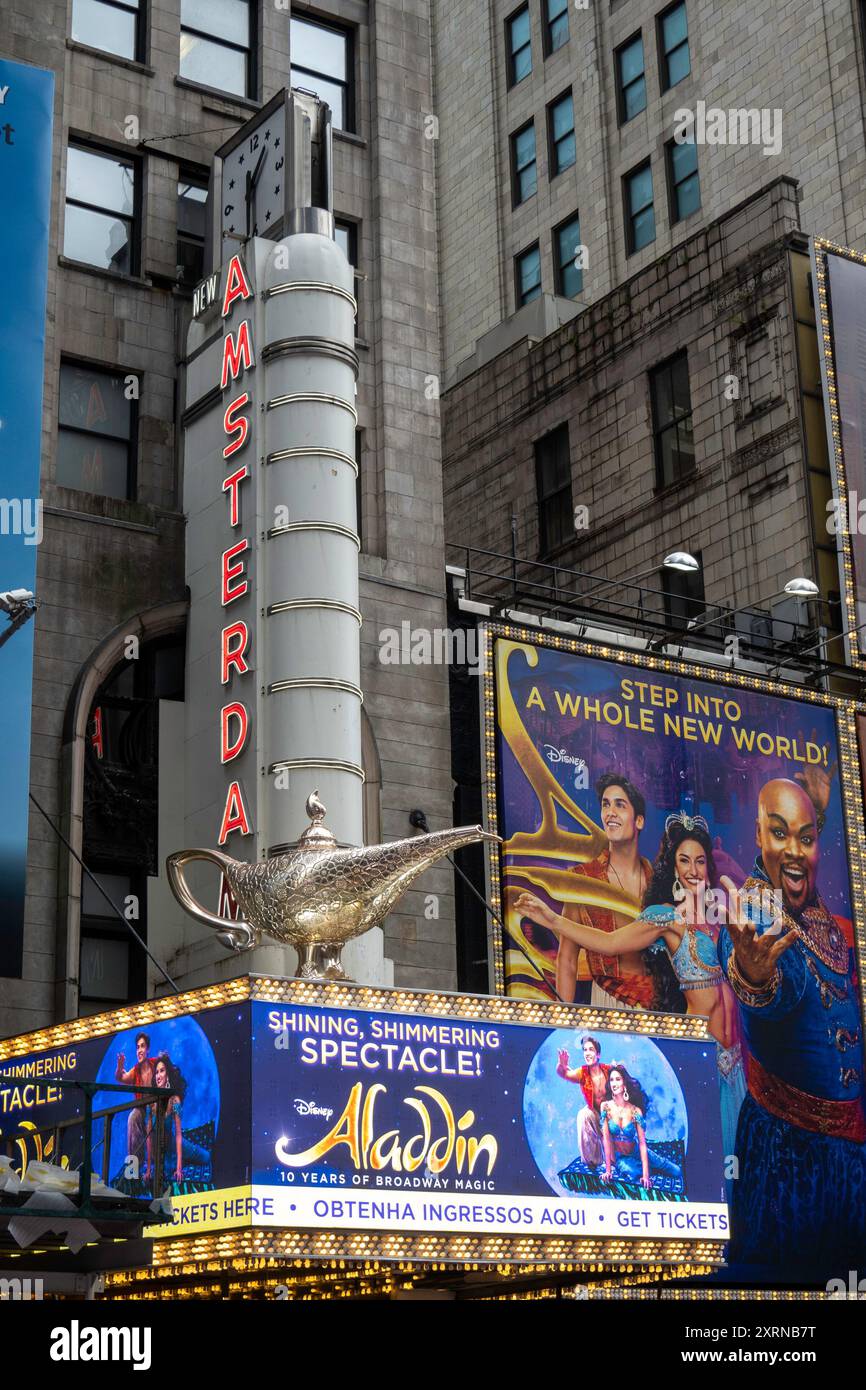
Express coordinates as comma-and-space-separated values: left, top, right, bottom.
717, 859, 866, 1274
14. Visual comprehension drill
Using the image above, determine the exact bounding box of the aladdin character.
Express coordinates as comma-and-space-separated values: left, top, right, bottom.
152, 1054, 210, 1186
116, 1031, 155, 1179
599, 1066, 682, 1188
718, 777, 866, 1273
556, 1035, 611, 1167
518, 815, 746, 1158
552, 774, 679, 1010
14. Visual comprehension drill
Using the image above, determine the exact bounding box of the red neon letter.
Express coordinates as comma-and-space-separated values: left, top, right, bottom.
220, 701, 249, 764
222, 539, 249, 605
217, 780, 251, 844
221, 621, 249, 683
220, 320, 254, 389
221, 254, 253, 318
223, 392, 250, 458
222, 463, 249, 527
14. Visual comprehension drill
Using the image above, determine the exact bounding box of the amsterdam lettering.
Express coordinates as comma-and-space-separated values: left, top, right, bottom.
217, 254, 254, 848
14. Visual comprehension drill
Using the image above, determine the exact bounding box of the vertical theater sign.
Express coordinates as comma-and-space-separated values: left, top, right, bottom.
180, 90, 368, 950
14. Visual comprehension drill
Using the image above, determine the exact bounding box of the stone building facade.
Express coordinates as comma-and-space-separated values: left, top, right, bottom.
1, 0, 453, 1038
442, 179, 831, 628
434, 0, 866, 383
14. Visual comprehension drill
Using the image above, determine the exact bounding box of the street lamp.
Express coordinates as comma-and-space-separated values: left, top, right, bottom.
0, 589, 37, 651
579, 550, 700, 604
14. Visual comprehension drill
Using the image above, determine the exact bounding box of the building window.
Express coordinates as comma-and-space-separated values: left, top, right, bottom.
511, 122, 537, 206
547, 91, 575, 176
64, 143, 138, 275
506, 6, 531, 86
554, 214, 582, 298
335, 218, 359, 328
616, 33, 646, 123
544, 0, 569, 55
535, 425, 573, 556
516, 244, 542, 307
177, 171, 208, 286
650, 352, 695, 488
667, 135, 700, 222
624, 160, 655, 254
662, 552, 704, 629
180, 0, 252, 99
291, 15, 352, 132
57, 361, 136, 500
71, 0, 142, 62
80, 872, 136, 1011
658, 1, 690, 91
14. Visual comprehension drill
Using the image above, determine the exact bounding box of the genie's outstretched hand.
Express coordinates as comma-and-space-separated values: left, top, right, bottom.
719, 874, 796, 987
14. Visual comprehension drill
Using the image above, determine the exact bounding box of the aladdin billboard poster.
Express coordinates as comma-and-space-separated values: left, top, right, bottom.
819, 246, 866, 658
492, 634, 866, 1277
250, 1000, 728, 1241
0, 1003, 252, 1235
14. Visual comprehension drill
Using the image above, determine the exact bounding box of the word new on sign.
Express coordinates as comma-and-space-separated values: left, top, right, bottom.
218, 254, 255, 848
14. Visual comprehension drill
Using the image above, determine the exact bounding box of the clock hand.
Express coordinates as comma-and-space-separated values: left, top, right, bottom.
245, 144, 268, 236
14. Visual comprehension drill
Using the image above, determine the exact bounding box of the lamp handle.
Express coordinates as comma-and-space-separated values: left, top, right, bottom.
166, 848, 248, 932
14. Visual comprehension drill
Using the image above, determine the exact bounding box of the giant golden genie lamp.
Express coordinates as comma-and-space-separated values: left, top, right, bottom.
167, 792, 500, 981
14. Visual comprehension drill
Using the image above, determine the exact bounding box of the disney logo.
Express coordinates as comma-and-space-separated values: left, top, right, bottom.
542, 744, 586, 769
293, 1099, 334, 1121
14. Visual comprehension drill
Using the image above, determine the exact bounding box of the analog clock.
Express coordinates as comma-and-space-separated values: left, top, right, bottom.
216, 88, 290, 248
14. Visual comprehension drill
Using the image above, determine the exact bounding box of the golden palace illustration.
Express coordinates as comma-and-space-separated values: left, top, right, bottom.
166, 792, 500, 980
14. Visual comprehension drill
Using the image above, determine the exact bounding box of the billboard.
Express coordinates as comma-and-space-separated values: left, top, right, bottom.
250, 1000, 726, 1240
0, 1001, 251, 1234
487, 628, 866, 1278
0, 59, 54, 977
0, 988, 727, 1251
814, 240, 866, 664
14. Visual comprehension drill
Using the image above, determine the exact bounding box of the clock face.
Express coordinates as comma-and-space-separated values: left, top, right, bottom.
219, 97, 287, 244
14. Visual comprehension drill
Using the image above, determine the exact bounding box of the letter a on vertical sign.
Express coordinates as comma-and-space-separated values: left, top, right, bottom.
0, 60, 54, 976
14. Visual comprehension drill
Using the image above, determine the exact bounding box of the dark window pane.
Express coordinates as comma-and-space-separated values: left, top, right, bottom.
290, 67, 345, 128
631, 204, 655, 250
72, 0, 137, 59
662, 4, 688, 51
675, 172, 701, 219
670, 137, 698, 182
518, 246, 541, 303
180, 32, 247, 95
510, 8, 530, 51
81, 936, 129, 1000
515, 125, 535, 166
57, 432, 130, 498
182, 0, 249, 47
548, 16, 568, 51
619, 35, 644, 85
555, 131, 575, 172
623, 75, 646, 121
557, 218, 582, 296
177, 180, 208, 236
291, 16, 347, 79
628, 164, 653, 215
550, 94, 573, 141
512, 44, 532, 82
67, 145, 134, 216
666, 42, 690, 85
64, 203, 132, 273
671, 356, 692, 416
60, 365, 132, 438
519, 165, 537, 201
177, 237, 205, 285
